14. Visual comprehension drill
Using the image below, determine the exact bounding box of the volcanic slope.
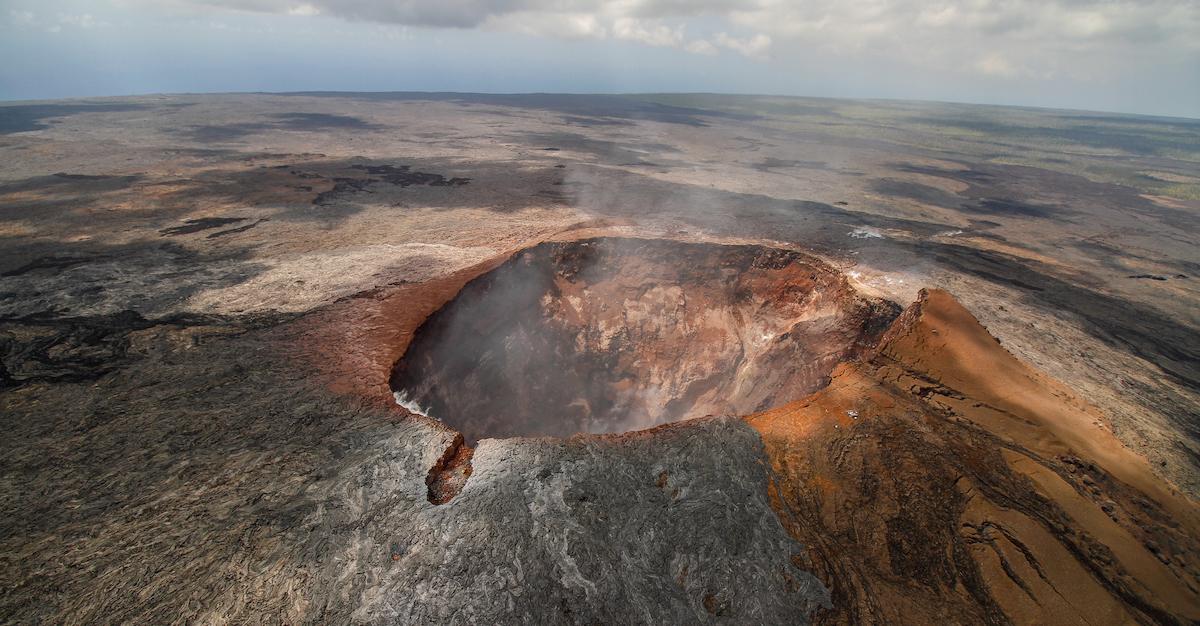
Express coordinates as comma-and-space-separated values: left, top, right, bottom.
313, 235, 1200, 624
750, 289, 1200, 625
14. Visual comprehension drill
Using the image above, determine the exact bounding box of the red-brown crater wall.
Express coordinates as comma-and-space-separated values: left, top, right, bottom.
390, 237, 899, 443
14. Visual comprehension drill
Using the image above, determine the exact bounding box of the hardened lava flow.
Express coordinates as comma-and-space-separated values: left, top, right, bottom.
389, 237, 900, 501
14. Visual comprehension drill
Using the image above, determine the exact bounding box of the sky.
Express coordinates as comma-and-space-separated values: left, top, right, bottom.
1, 0, 1197, 118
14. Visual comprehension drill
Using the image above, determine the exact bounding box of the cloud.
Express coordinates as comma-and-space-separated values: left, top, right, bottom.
9, 9, 35, 25
974, 53, 1017, 78
485, 11, 607, 39
287, 3, 321, 16
714, 31, 770, 59
194, 0, 553, 29
9, 10, 110, 32
684, 39, 718, 55
608, 18, 731, 56
57, 13, 102, 28
612, 17, 683, 47
164, 0, 1198, 77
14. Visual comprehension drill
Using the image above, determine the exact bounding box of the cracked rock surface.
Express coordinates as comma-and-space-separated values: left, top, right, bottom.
0, 317, 829, 624
1, 93, 1198, 624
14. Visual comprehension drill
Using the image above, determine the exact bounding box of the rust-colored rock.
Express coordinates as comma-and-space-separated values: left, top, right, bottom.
286, 231, 1200, 621
749, 289, 1200, 624
390, 237, 898, 443
426, 433, 474, 504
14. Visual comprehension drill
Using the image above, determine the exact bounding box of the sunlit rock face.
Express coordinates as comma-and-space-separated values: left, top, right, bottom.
391, 237, 899, 443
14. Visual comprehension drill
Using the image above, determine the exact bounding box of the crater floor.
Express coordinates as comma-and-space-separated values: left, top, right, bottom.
392, 238, 898, 443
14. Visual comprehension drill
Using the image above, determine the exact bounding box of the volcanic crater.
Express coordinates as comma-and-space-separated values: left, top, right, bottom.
389, 237, 900, 446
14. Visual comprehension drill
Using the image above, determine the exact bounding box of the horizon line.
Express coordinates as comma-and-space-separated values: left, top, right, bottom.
1, 89, 1197, 122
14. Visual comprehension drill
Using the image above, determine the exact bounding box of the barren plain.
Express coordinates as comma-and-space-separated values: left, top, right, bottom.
1, 93, 1198, 624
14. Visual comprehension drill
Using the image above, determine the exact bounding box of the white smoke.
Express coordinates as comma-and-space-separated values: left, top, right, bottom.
394, 389, 438, 420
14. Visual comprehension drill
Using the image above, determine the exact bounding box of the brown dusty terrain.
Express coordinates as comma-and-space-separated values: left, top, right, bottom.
751, 289, 1200, 624
288, 231, 1200, 623
1, 93, 1197, 624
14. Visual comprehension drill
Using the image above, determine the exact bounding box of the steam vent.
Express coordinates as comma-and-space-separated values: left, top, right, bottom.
390, 238, 899, 443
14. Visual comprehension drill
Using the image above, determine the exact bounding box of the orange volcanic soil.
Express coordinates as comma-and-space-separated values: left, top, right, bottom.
283, 236, 1199, 624
750, 289, 1200, 624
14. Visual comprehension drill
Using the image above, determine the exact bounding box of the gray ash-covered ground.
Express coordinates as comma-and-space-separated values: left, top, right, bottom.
0, 92, 1198, 624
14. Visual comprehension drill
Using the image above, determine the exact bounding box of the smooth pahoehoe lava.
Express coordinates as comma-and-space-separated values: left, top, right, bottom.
389, 237, 900, 445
